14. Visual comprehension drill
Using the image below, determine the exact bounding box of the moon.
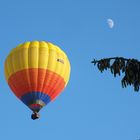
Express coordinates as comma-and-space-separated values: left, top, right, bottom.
107, 19, 114, 28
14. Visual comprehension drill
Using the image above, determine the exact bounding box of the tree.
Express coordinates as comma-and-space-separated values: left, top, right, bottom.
91, 57, 140, 91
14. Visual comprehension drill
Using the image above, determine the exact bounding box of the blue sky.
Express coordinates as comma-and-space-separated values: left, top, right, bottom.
0, 0, 140, 139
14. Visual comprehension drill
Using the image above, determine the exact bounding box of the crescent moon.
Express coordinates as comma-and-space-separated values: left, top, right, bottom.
107, 19, 114, 28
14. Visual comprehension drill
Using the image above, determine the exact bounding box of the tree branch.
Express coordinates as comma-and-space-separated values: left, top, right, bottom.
91, 57, 140, 92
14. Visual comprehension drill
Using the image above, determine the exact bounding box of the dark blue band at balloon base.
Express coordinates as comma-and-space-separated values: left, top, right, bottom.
21, 91, 51, 107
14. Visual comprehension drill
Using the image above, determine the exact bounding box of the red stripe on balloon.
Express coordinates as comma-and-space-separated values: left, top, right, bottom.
8, 68, 65, 100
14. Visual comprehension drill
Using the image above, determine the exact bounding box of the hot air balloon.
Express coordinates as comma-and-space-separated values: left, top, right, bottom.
4, 41, 71, 120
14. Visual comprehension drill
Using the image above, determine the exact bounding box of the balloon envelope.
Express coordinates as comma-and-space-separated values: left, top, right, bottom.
4, 41, 71, 114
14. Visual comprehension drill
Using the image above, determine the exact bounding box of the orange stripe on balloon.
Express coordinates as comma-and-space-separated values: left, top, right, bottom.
8, 68, 66, 100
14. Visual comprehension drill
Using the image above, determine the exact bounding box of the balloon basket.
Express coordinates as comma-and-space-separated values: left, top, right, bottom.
31, 112, 40, 120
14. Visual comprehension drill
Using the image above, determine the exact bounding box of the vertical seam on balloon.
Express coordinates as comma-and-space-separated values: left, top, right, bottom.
55, 52, 67, 98
10, 52, 17, 96
36, 42, 39, 102
40, 42, 49, 104
18, 47, 25, 95
6, 55, 11, 89
11, 52, 15, 75
49, 52, 65, 100
52, 58, 69, 99
37, 43, 43, 101
27, 42, 33, 101
64, 58, 70, 85
24, 42, 32, 98
18, 48, 21, 72
46, 43, 59, 102
38, 42, 46, 92
45, 43, 56, 102
52, 74, 66, 100
22, 43, 31, 99
18, 47, 22, 96
65, 58, 71, 86
30, 42, 36, 104
4, 59, 9, 81
46, 44, 58, 100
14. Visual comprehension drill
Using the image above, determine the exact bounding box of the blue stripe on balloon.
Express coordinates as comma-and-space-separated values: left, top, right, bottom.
21, 92, 51, 106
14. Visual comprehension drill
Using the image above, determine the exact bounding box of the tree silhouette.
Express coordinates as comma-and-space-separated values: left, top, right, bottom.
91, 57, 140, 91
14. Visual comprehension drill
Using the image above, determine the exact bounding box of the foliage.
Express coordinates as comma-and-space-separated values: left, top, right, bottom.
91, 57, 140, 91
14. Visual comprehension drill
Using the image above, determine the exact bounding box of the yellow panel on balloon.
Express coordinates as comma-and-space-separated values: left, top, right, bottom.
4, 41, 71, 84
